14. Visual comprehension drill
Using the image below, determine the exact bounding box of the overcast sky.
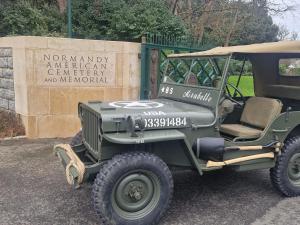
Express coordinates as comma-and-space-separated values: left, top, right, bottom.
271, 0, 300, 38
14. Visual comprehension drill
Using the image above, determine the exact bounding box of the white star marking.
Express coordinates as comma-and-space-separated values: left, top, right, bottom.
109, 101, 164, 109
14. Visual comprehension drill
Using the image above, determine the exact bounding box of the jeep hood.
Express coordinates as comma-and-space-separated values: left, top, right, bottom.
80, 99, 215, 132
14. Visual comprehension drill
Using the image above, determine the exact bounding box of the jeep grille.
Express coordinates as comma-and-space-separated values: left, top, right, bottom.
80, 106, 102, 157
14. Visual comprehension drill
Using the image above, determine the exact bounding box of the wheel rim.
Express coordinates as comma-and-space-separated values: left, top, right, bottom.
112, 170, 161, 220
288, 153, 300, 186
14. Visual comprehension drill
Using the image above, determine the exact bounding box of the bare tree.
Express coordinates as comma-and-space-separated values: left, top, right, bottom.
194, 0, 214, 42
277, 25, 290, 40
291, 31, 299, 41
57, 0, 67, 13
166, 0, 297, 45
224, 8, 238, 46
262, 0, 296, 15
187, 0, 193, 30
167, 0, 181, 15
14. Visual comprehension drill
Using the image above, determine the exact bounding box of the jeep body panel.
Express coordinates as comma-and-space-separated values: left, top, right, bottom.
57, 41, 300, 186
79, 99, 218, 174
55, 41, 300, 225
103, 129, 185, 144
80, 98, 215, 133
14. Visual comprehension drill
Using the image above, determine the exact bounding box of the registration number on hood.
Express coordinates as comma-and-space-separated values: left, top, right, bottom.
144, 117, 187, 128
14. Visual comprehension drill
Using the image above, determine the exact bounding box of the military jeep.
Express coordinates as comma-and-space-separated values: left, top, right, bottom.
55, 41, 300, 225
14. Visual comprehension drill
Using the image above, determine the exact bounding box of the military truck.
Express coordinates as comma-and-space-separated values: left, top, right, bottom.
55, 41, 300, 225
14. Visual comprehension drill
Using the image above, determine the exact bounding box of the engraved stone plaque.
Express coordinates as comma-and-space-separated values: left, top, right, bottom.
35, 50, 116, 86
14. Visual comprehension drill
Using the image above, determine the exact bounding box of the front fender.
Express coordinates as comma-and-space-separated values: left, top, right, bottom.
103, 130, 185, 144
103, 130, 203, 175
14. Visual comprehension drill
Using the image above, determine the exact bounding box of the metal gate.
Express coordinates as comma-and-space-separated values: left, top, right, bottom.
140, 33, 212, 99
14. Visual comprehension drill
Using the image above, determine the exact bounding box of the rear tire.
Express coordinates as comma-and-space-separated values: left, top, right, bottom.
70, 130, 82, 147
92, 152, 173, 225
270, 137, 300, 196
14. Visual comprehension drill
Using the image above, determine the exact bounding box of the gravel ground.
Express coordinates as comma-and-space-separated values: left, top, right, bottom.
1, 138, 300, 225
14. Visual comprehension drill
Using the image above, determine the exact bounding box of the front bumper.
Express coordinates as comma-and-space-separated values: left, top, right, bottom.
54, 144, 86, 187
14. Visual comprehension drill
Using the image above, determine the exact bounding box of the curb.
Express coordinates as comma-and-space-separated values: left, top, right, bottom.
0, 135, 27, 141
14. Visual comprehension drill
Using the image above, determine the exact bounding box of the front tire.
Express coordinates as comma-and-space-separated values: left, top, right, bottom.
270, 137, 300, 196
92, 152, 174, 225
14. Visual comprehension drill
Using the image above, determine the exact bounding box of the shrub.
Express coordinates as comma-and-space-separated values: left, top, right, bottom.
0, 110, 25, 138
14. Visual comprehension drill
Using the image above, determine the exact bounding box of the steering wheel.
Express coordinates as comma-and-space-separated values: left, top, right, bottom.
225, 82, 246, 107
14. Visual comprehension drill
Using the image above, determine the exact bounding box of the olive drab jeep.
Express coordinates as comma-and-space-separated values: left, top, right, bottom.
54, 41, 300, 225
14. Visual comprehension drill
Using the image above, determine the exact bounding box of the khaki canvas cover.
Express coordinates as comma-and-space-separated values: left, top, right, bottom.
220, 97, 283, 138
168, 41, 300, 58
240, 97, 282, 129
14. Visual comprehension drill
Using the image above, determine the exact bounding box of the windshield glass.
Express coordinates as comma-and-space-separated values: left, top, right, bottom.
162, 56, 228, 89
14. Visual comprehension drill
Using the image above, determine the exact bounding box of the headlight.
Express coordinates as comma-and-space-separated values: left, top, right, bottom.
126, 116, 145, 137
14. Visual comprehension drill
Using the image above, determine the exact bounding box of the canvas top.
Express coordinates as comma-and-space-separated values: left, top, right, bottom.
168, 41, 300, 58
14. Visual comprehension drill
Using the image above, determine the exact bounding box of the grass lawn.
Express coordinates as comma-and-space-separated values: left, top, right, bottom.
227, 75, 254, 96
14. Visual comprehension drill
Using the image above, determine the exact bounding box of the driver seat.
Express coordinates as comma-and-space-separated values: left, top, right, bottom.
220, 97, 282, 138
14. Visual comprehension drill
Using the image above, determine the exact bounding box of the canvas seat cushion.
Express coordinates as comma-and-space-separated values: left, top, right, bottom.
220, 97, 282, 138
240, 97, 283, 129
220, 124, 262, 137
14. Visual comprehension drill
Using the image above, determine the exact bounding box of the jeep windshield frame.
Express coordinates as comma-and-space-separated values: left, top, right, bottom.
158, 55, 231, 109
162, 56, 228, 90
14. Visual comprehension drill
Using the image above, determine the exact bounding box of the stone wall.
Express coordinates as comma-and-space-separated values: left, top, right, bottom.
0, 47, 14, 111
0, 36, 141, 138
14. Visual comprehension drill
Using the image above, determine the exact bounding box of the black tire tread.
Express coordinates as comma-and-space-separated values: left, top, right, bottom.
92, 152, 174, 225
270, 136, 300, 197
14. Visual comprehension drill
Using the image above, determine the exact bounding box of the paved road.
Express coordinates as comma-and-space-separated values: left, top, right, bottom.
1, 138, 300, 225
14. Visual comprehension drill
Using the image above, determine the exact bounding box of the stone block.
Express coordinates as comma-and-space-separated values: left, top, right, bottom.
115, 53, 123, 87
93, 40, 125, 53
20, 115, 37, 138
27, 87, 50, 115
25, 50, 35, 85
0, 58, 7, 68
27, 116, 37, 137
0, 36, 26, 49
14, 84, 28, 115
7, 57, 13, 68
0, 56, 13, 69
8, 100, 15, 111
23, 36, 48, 49
47, 37, 93, 51
123, 42, 141, 54
0, 36, 47, 49
0, 68, 13, 78
103, 88, 123, 101
36, 114, 81, 138
0, 98, 8, 109
49, 87, 105, 115
127, 87, 140, 100
0, 48, 12, 57
122, 53, 141, 88
0, 78, 14, 89
0, 88, 15, 100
